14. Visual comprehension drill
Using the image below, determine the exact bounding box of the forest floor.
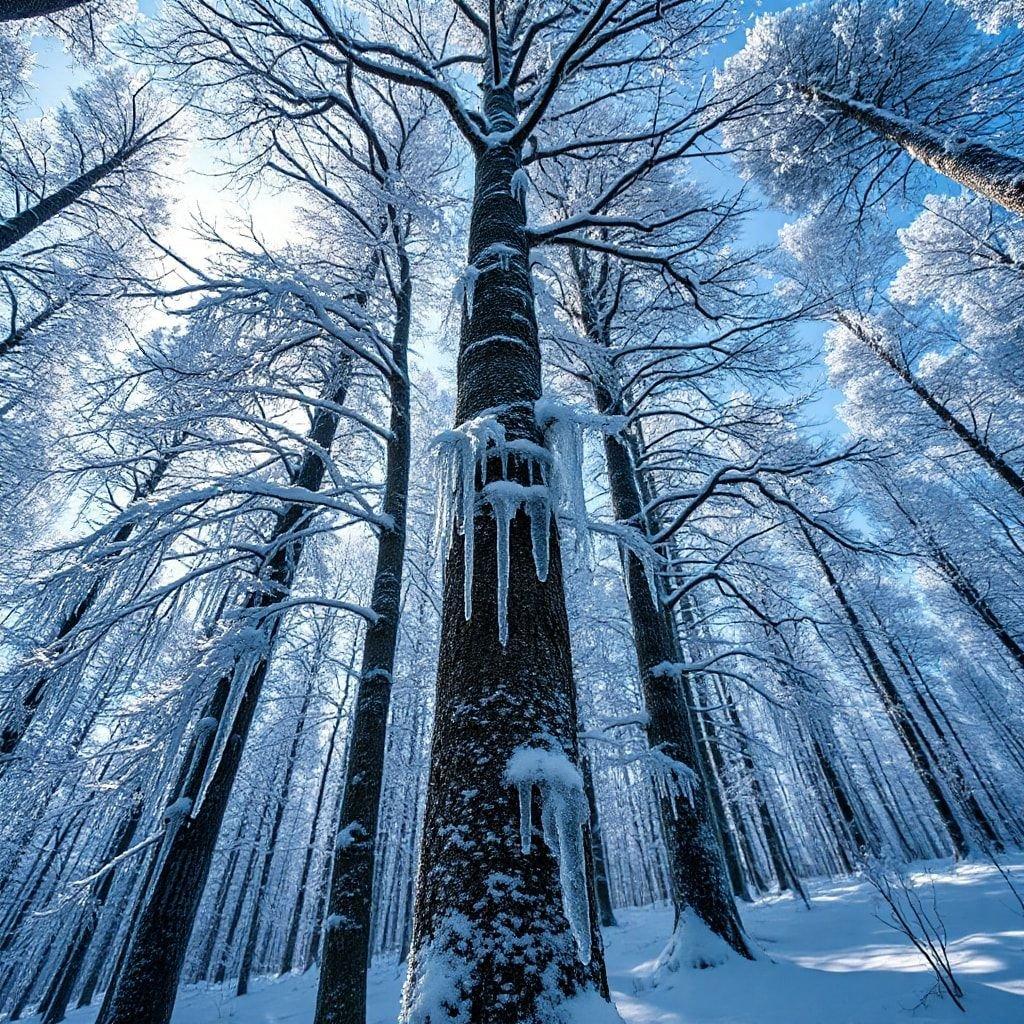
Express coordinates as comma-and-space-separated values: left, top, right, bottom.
31, 856, 1024, 1024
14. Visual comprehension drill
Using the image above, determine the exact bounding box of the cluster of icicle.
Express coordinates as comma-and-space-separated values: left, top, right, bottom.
647, 745, 699, 818
503, 745, 593, 964
433, 409, 554, 645
433, 399, 620, 645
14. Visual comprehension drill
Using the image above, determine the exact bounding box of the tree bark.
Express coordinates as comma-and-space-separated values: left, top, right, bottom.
313, 250, 412, 1024
96, 364, 352, 1024
0, 1, 85, 20
799, 523, 970, 857
403, 83, 609, 1023
805, 87, 1024, 216
0, 445, 177, 773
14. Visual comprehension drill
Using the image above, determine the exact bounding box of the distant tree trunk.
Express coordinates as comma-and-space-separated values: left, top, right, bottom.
278, 697, 345, 976
809, 732, 872, 855
96, 362, 353, 1024
190, 814, 248, 983
885, 489, 1024, 677
0, 1, 84, 20
804, 87, 1024, 215
582, 755, 617, 928
236, 688, 312, 997
0, 140, 152, 253
799, 523, 970, 857
403, 83, 609, 1022
839, 316, 1024, 501
212, 827, 264, 986
39, 792, 144, 1024
0, 444, 178, 773
314, 246, 412, 1024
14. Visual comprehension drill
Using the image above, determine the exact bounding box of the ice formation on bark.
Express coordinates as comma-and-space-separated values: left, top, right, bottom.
504, 745, 593, 964
433, 411, 554, 644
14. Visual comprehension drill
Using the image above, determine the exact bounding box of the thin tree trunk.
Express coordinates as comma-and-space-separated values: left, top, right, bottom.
236, 689, 312, 997
278, 697, 344, 975
804, 87, 1024, 215
799, 523, 970, 857
582, 755, 617, 928
314, 247, 412, 1024
0, 141, 149, 253
840, 316, 1024, 500
404, 82, 609, 1022
0, 445, 178, 772
96, 363, 352, 1024
40, 792, 144, 1024
0, 292, 76, 358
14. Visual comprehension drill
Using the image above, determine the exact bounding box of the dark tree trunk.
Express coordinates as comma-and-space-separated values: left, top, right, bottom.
0, 141, 148, 253
799, 524, 970, 857
840, 316, 1024, 501
582, 755, 617, 928
314, 249, 412, 1024
0, 446, 177, 773
0, 292, 76, 358
805, 87, 1024, 215
584, 382, 752, 958
403, 84, 609, 1022
96, 365, 352, 1024
190, 814, 247, 982
212, 828, 264, 986
0, 1, 85, 20
810, 733, 871, 855
278, 698, 344, 976
40, 792, 144, 1024
236, 690, 311, 997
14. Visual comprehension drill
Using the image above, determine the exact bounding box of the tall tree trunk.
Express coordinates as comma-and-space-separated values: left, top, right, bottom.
0, 1, 85, 20
314, 249, 412, 1024
39, 792, 144, 1024
236, 689, 312, 997
804, 87, 1024, 215
839, 316, 1024, 500
96, 363, 353, 1024
278, 697, 345, 976
578, 361, 752, 956
212, 824, 265, 986
403, 83, 609, 1023
0, 140, 151, 253
0, 445, 177, 772
582, 755, 617, 928
799, 523, 970, 857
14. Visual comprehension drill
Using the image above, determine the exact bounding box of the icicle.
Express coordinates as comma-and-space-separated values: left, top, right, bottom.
518, 780, 532, 854
526, 491, 550, 582
489, 484, 515, 646
510, 167, 531, 205
503, 746, 592, 964
453, 264, 481, 317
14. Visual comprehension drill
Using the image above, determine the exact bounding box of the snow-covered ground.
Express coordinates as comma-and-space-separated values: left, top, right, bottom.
34, 858, 1024, 1024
